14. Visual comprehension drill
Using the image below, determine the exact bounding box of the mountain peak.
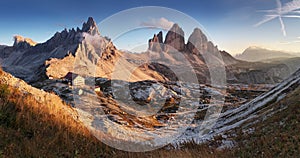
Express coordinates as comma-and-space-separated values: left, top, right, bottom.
82, 17, 100, 36
236, 46, 295, 62
186, 28, 209, 54
190, 28, 207, 40
164, 23, 185, 51
168, 23, 184, 36
247, 46, 264, 50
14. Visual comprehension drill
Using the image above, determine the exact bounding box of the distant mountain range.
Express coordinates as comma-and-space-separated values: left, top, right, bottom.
236, 46, 300, 62
1, 17, 300, 84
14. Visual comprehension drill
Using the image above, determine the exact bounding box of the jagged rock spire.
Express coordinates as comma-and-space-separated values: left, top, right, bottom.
82, 17, 100, 35
148, 31, 163, 52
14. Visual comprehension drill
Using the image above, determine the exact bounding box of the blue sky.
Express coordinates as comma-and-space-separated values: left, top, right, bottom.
0, 0, 300, 55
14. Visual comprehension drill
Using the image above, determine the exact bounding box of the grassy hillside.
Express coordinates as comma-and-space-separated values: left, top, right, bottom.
0, 69, 112, 157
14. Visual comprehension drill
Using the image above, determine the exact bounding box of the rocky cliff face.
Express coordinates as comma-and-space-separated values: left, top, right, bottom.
148, 25, 219, 56
186, 28, 208, 54
82, 17, 100, 36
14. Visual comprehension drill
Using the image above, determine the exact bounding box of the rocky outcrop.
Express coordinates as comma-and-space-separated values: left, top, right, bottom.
148, 31, 163, 52
164, 24, 185, 52
13, 35, 37, 49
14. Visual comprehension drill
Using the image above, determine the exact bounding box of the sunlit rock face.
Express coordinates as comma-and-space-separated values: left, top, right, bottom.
13, 35, 37, 49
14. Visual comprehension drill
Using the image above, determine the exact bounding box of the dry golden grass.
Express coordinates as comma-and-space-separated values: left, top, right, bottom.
0, 78, 112, 157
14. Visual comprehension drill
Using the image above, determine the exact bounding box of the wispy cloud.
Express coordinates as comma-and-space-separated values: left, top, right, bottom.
255, 0, 300, 36
141, 17, 174, 30
279, 36, 300, 44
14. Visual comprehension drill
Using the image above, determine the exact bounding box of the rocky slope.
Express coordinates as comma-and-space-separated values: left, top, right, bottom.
0, 22, 83, 82
174, 67, 300, 149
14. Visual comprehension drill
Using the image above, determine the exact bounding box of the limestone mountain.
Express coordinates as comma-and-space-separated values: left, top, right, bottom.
0, 17, 164, 83
147, 24, 238, 65
143, 24, 300, 84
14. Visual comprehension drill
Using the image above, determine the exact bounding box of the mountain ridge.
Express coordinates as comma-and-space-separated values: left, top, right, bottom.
236, 46, 299, 62
0, 17, 165, 83
1, 17, 299, 85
